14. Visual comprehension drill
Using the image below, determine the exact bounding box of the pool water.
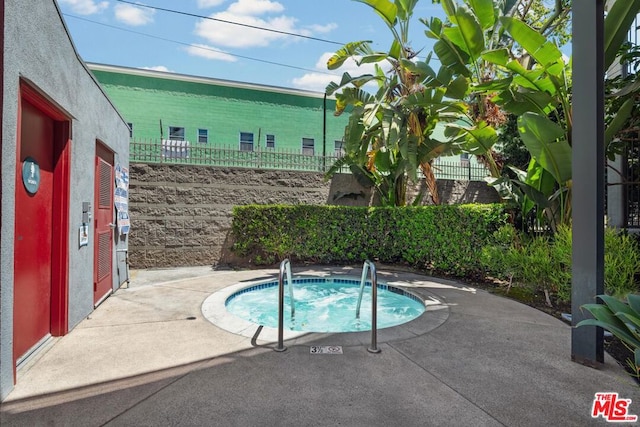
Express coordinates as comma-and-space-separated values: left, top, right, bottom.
225, 278, 425, 333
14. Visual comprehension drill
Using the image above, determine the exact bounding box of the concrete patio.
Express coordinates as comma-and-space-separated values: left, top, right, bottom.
0, 265, 637, 426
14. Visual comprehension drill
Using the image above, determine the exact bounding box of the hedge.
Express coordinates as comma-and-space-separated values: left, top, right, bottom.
231, 204, 508, 276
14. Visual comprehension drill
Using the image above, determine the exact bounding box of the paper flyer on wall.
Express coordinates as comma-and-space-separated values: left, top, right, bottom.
114, 163, 130, 235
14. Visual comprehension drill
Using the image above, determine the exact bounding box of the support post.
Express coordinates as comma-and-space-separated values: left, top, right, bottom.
571, 0, 605, 367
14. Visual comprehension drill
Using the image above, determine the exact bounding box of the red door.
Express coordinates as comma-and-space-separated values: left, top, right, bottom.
94, 145, 114, 305
14, 100, 54, 362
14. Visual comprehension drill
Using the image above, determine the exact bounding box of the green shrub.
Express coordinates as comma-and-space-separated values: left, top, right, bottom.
550, 225, 572, 302
605, 228, 640, 298
231, 204, 508, 276
480, 225, 640, 305
480, 225, 521, 282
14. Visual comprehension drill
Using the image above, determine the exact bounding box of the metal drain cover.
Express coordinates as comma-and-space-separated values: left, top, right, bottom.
310, 346, 343, 354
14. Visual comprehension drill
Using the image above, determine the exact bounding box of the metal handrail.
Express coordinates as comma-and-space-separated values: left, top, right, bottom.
356, 260, 381, 354
275, 259, 295, 352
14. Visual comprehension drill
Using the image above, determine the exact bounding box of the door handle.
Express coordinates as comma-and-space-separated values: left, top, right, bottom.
108, 223, 116, 229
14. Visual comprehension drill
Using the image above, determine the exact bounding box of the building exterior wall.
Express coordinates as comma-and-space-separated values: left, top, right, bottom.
1, 0, 130, 399
128, 163, 499, 269
89, 64, 350, 156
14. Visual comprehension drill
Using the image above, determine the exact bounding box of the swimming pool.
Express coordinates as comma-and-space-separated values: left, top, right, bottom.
220, 277, 425, 333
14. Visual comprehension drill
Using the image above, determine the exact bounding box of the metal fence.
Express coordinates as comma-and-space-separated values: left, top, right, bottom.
129, 139, 490, 181
625, 135, 640, 228
431, 159, 490, 181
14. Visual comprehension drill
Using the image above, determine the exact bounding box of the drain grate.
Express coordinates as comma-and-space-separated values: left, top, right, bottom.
310, 346, 343, 354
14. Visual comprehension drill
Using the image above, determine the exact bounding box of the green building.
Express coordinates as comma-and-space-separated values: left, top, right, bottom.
88, 63, 349, 158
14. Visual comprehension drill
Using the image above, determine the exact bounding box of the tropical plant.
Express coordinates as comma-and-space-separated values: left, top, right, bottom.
577, 294, 640, 379
428, 0, 640, 232
325, 0, 468, 205
605, 229, 640, 299
422, 0, 518, 179
422, 0, 571, 230
511, 0, 571, 48
604, 0, 640, 193
480, 225, 640, 306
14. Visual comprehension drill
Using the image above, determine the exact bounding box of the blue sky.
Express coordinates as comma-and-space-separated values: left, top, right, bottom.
58, 0, 445, 92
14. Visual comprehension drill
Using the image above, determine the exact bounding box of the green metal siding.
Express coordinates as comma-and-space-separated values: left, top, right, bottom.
91, 69, 348, 154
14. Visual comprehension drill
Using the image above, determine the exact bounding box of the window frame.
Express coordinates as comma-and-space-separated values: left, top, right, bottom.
197, 128, 209, 144
302, 137, 315, 156
240, 131, 254, 152
266, 134, 275, 149
168, 126, 185, 141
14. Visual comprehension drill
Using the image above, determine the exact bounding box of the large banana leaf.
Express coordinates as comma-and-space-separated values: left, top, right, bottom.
492, 89, 555, 116
444, 75, 470, 100
482, 49, 560, 96
518, 112, 571, 184
326, 72, 378, 96
424, 17, 472, 78
447, 121, 497, 155
355, 0, 398, 29
395, 0, 419, 21
605, 97, 635, 146
327, 41, 374, 70
467, 0, 495, 30
604, 0, 640, 70
500, 17, 562, 69
525, 158, 557, 198
400, 59, 437, 84
443, 3, 485, 60
332, 86, 375, 116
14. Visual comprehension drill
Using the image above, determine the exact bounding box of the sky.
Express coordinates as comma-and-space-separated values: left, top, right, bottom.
57, 0, 445, 92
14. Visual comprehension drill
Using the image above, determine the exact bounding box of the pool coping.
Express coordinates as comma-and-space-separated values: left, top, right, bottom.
201, 274, 451, 347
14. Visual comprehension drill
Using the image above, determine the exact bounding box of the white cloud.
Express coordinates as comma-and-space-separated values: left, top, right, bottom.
227, 0, 284, 16
58, 0, 108, 15
184, 44, 238, 62
141, 66, 172, 72
306, 23, 338, 34
195, 11, 297, 48
197, 0, 227, 8
114, 3, 155, 26
194, 0, 335, 49
291, 73, 338, 92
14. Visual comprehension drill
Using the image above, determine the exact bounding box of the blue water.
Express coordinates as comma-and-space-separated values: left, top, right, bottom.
225, 280, 425, 333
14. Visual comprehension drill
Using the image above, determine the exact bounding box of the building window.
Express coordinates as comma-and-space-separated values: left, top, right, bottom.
240, 132, 254, 151
460, 152, 470, 165
127, 122, 133, 138
198, 128, 208, 144
169, 126, 185, 141
302, 138, 315, 156
266, 134, 275, 149
335, 140, 345, 157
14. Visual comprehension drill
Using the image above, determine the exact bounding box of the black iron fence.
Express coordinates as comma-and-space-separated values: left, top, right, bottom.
625, 135, 640, 228
129, 139, 490, 181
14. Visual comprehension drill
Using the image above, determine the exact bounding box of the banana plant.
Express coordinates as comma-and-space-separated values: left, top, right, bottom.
604, 0, 640, 170
426, 0, 571, 227
422, 0, 526, 179
577, 294, 640, 379
325, 0, 467, 205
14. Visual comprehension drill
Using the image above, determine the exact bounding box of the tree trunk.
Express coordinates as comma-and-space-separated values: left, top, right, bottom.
420, 162, 440, 205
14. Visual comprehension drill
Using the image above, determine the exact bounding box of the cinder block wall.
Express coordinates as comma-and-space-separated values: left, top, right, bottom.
127, 163, 499, 268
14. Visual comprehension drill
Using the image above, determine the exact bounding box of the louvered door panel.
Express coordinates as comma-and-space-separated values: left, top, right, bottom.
94, 148, 113, 305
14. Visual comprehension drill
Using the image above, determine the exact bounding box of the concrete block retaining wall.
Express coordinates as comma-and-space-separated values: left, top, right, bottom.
127, 163, 499, 268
